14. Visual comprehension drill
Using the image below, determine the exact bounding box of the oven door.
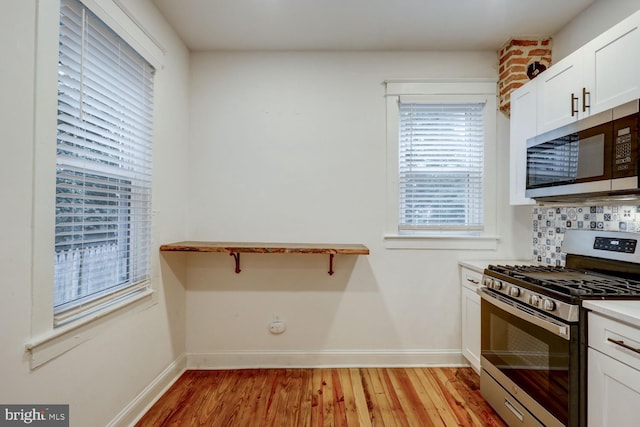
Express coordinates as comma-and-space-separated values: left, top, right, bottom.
480, 288, 580, 427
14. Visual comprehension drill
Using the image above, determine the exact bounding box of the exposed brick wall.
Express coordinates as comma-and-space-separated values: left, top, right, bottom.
498, 38, 552, 117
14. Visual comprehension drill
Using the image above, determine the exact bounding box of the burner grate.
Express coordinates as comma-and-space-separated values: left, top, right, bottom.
487, 264, 640, 297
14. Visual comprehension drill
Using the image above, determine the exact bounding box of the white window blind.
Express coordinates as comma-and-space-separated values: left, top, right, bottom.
398, 102, 485, 232
54, 0, 154, 325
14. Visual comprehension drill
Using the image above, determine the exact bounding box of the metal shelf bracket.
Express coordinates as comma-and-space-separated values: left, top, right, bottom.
230, 252, 241, 274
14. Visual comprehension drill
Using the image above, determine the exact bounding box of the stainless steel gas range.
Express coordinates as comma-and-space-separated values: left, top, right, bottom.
479, 229, 640, 427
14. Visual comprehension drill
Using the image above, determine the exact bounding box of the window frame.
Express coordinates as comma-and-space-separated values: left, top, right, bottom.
384, 80, 499, 250
53, 0, 155, 326
28, 0, 164, 369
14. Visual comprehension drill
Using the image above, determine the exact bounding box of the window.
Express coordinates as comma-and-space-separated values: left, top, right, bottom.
54, 0, 154, 326
385, 81, 497, 249
398, 102, 484, 232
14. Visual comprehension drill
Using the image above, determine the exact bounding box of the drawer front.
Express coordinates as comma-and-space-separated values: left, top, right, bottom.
589, 312, 640, 369
461, 267, 482, 291
481, 371, 544, 427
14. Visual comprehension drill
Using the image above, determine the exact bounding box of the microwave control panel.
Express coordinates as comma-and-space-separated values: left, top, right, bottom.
613, 114, 638, 177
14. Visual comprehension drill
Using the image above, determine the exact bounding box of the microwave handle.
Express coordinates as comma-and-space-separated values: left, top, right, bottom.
479, 288, 571, 340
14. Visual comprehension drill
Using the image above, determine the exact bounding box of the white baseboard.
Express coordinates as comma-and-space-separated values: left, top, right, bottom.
108, 353, 187, 427
187, 349, 466, 370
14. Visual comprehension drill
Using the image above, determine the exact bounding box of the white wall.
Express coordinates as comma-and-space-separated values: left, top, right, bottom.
0, 1, 189, 425
553, 0, 640, 61
185, 50, 533, 367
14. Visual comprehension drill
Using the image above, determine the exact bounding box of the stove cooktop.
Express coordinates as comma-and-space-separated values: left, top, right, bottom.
486, 264, 640, 301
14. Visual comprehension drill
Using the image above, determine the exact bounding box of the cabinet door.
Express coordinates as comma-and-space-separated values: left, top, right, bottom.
509, 83, 536, 205
462, 284, 481, 373
536, 53, 584, 134
588, 348, 640, 427
583, 10, 640, 115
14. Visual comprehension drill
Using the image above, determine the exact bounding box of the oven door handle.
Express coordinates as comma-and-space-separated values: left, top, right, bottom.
479, 288, 571, 340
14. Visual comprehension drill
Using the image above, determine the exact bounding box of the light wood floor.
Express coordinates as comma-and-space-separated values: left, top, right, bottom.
136, 367, 507, 426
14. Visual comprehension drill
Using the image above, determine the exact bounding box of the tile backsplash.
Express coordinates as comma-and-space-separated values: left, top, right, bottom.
532, 205, 640, 266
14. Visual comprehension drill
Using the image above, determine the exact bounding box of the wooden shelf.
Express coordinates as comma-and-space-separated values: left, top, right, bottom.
159, 241, 370, 275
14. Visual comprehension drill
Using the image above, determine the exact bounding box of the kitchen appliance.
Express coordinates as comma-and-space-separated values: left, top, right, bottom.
480, 229, 640, 427
525, 99, 639, 200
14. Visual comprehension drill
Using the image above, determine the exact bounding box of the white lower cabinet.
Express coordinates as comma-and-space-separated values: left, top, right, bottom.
588, 312, 640, 427
588, 349, 640, 427
460, 266, 482, 373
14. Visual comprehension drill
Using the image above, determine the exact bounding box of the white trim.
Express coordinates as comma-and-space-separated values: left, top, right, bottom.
54, 281, 151, 327
385, 79, 497, 96
32, 0, 61, 344
26, 290, 155, 369
385, 79, 499, 243
383, 234, 500, 250
112, 0, 167, 56
186, 350, 466, 370
30, 0, 160, 369
78, 0, 165, 69
108, 354, 187, 427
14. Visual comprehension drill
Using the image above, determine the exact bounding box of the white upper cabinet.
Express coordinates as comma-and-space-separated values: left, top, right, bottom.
583, 11, 640, 115
536, 53, 584, 134
536, 9, 640, 135
509, 84, 536, 205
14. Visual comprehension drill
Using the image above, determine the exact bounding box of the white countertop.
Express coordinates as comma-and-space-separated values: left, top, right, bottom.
583, 300, 640, 329
458, 259, 535, 273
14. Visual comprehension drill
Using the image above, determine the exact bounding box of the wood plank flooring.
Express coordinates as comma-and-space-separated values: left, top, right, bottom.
136, 368, 507, 426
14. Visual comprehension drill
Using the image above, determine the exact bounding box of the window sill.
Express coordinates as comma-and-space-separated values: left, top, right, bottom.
25, 288, 155, 369
383, 234, 499, 250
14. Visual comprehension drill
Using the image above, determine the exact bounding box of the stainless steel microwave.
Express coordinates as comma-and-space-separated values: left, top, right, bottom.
525, 100, 640, 200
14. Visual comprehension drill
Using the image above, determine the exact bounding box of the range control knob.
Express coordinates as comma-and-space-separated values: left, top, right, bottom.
483, 277, 493, 287
543, 299, 556, 311
529, 295, 540, 306
509, 286, 520, 297
492, 280, 502, 290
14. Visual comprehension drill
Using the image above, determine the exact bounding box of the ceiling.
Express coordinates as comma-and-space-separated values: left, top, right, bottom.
151, 0, 597, 52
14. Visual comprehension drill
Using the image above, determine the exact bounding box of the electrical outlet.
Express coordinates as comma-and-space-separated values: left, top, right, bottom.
268, 316, 286, 334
